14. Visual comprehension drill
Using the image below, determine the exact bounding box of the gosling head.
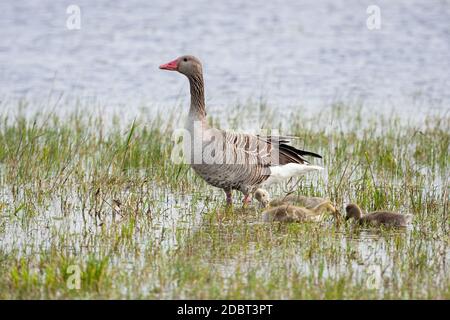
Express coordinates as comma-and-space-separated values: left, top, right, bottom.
254, 189, 270, 208
345, 203, 363, 221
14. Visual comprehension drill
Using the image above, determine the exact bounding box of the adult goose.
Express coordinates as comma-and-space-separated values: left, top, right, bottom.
160, 55, 323, 205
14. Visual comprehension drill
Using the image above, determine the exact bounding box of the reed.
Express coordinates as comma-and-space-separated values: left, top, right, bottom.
0, 103, 448, 299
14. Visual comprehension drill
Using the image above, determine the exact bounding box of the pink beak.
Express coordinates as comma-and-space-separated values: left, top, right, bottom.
159, 58, 178, 71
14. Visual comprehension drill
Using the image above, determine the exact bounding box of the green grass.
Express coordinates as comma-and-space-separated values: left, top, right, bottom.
0, 103, 448, 299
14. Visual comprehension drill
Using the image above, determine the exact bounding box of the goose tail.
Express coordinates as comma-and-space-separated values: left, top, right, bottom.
263, 163, 324, 186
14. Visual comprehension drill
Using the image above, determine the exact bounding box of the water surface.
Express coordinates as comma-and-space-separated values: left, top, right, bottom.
1, 0, 449, 117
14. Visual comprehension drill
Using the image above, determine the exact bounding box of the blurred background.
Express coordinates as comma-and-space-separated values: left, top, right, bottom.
1, 0, 449, 116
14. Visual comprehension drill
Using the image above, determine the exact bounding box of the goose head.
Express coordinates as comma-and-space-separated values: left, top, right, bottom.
159, 55, 203, 77
345, 203, 363, 221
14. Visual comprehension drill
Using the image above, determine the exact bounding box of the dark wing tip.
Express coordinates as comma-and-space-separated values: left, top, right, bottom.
257, 135, 323, 163
280, 143, 323, 160
298, 150, 323, 159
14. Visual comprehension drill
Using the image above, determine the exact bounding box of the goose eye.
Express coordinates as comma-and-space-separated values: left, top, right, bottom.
183, 58, 188, 62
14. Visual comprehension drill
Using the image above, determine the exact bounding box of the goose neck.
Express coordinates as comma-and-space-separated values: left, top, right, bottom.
188, 73, 206, 120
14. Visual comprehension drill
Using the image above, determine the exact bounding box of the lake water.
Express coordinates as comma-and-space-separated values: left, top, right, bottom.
1, 0, 450, 117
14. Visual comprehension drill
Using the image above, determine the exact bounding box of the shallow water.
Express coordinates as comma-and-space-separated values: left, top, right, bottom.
2, 178, 447, 298
1, 0, 450, 117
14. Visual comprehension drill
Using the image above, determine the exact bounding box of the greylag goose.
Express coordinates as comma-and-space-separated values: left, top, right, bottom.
345, 203, 413, 228
254, 188, 330, 209
160, 55, 323, 205
262, 201, 337, 223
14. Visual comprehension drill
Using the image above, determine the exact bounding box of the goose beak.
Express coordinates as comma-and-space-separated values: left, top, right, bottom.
159, 59, 178, 71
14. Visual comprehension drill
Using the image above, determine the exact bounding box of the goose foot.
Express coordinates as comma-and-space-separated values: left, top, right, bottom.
242, 194, 252, 207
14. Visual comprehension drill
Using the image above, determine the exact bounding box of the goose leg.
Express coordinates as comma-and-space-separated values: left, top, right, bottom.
224, 189, 232, 206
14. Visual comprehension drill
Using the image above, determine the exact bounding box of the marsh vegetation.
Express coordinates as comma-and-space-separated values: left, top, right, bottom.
0, 103, 448, 299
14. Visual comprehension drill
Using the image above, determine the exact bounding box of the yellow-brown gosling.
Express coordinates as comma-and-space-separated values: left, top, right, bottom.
262, 200, 338, 223
254, 188, 329, 209
345, 203, 413, 228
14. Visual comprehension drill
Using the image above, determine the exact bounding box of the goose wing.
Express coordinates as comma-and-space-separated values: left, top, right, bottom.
222, 131, 322, 166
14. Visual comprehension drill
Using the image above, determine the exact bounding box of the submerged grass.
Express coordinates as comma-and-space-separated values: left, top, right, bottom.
0, 103, 448, 299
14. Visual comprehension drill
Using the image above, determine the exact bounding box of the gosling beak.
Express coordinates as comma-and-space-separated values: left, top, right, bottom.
258, 201, 268, 209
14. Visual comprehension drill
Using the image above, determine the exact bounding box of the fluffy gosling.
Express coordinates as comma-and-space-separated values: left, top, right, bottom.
262, 200, 338, 223
345, 203, 413, 228
254, 188, 329, 209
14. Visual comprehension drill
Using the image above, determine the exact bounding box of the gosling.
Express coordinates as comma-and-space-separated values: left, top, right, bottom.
262, 200, 338, 223
345, 203, 413, 228
254, 188, 328, 209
